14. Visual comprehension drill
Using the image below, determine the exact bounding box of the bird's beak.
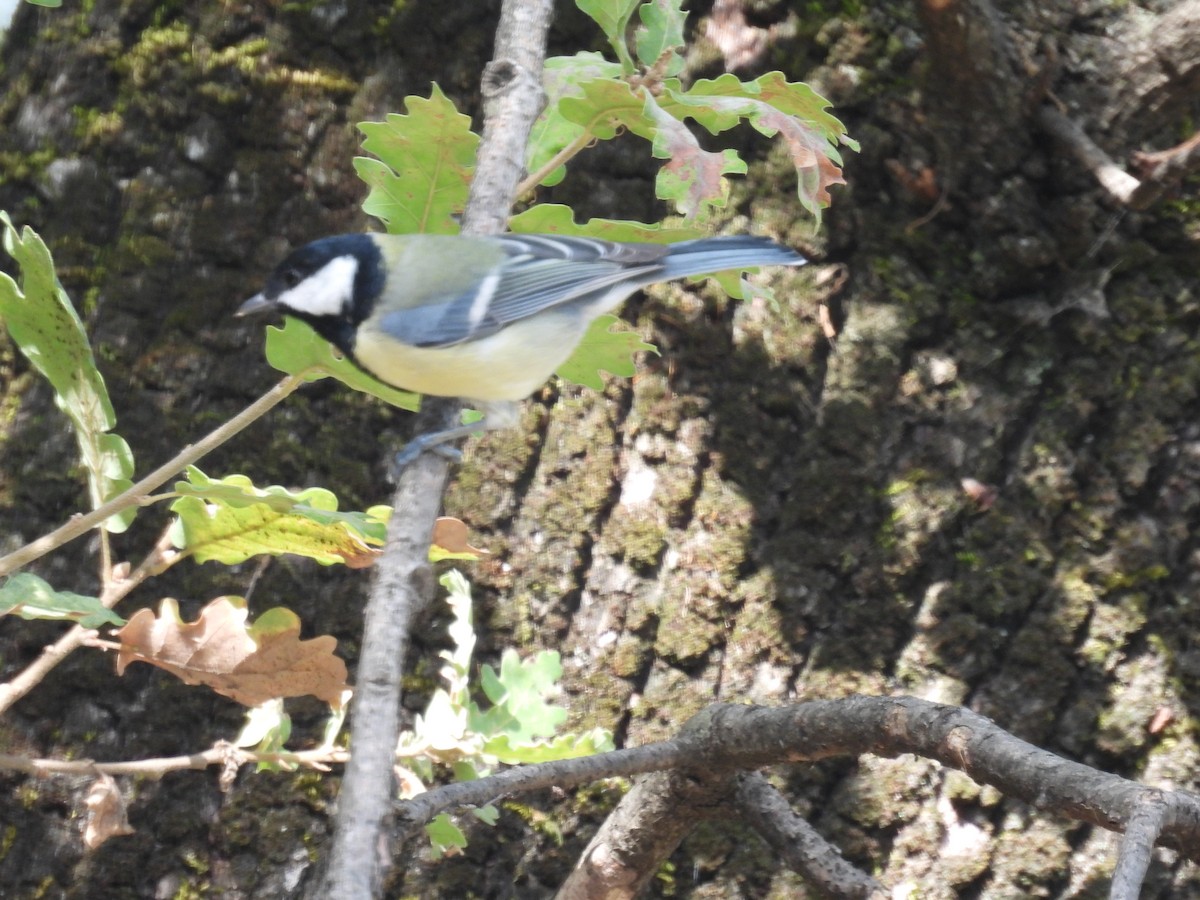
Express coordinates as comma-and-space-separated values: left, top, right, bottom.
236, 293, 276, 317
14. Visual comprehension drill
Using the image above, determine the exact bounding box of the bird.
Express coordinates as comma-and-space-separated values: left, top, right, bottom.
238, 232, 805, 465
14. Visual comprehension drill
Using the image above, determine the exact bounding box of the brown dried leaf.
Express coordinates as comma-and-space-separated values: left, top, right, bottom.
339, 546, 382, 569
84, 774, 134, 850
431, 517, 487, 560
115, 597, 348, 707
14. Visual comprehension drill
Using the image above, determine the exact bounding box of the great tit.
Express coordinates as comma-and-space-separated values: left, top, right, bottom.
238, 232, 805, 463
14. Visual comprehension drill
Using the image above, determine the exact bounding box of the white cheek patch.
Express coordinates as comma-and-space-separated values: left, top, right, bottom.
278, 255, 359, 317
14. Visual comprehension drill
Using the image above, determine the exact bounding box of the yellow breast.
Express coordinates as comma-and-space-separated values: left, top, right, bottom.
353, 311, 591, 402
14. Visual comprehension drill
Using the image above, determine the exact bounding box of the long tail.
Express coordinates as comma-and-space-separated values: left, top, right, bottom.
659, 235, 805, 281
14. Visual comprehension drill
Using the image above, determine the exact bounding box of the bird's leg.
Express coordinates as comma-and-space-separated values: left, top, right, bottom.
390, 400, 520, 474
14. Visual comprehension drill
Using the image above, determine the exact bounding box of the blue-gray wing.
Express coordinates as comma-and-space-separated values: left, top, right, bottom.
377, 236, 669, 348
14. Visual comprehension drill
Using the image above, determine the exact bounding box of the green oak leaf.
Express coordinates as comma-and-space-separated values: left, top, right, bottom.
528, 52, 626, 186
555, 315, 657, 389
557, 78, 655, 141
0, 213, 135, 531
575, 0, 640, 72
426, 814, 467, 860
261, 317, 420, 411
509, 203, 705, 244
635, 0, 686, 75
484, 727, 615, 764
0, 573, 123, 628
356, 84, 478, 235
471, 649, 568, 744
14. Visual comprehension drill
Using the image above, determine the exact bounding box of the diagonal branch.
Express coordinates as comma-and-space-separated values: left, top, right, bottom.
1110, 794, 1170, 900
733, 771, 887, 900
557, 768, 726, 900
394, 740, 690, 841
0, 528, 180, 716
0, 374, 305, 579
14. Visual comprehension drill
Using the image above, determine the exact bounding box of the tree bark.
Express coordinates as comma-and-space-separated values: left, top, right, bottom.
0, 0, 1198, 896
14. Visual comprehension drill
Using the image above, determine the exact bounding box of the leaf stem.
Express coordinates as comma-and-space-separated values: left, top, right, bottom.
516, 130, 597, 198
0, 375, 306, 579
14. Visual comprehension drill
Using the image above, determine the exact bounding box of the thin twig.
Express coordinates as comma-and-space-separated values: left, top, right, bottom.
0, 741, 348, 779
0, 374, 306, 579
1130, 129, 1200, 204
394, 740, 688, 842
516, 129, 595, 198
0, 528, 179, 716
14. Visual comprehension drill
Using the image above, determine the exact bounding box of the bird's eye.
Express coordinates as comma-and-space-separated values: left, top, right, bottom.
281, 268, 303, 289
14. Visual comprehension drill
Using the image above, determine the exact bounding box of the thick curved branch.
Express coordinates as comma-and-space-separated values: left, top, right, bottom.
396, 696, 1200, 898
683, 699, 1200, 860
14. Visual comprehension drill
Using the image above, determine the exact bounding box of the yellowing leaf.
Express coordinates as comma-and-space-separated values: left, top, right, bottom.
114, 597, 348, 707
663, 73, 854, 226
644, 92, 746, 219
171, 467, 389, 566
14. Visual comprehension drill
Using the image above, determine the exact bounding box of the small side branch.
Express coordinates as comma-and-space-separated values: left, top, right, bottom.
1039, 106, 1200, 210
394, 740, 689, 843
733, 771, 887, 900
0, 528, 179, 716
557, 768, 732, 900
1131, 130, 1200, 197
0, 741, 347, 780
1110, 794, 1169, 900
